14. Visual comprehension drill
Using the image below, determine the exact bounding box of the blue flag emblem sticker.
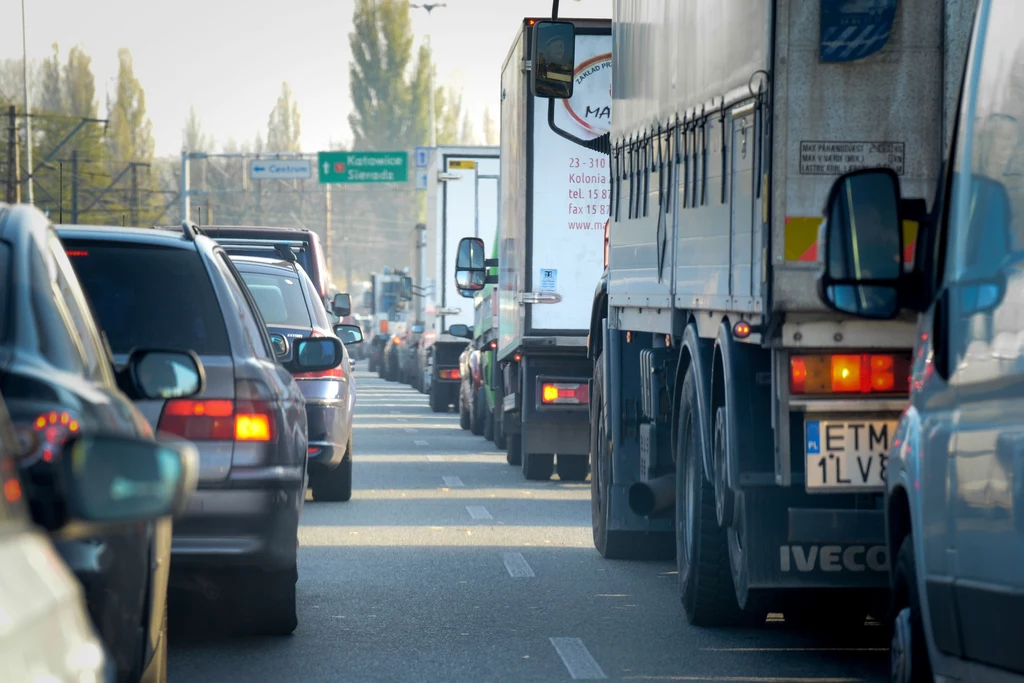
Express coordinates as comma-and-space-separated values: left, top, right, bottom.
806, 420, 821, 456
820, 0, 898, 63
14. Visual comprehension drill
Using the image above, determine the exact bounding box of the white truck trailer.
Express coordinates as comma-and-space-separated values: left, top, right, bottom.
422, 146, 500, 413
519, 0, 971, 625
456, 17, 612, 481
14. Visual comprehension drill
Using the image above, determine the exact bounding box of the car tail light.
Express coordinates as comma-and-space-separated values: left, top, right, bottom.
541, 382, 589, 405
158, 382, 277, 442
789, 353, 911, 395
13, 410, 82, 465
439, 368, 460, 380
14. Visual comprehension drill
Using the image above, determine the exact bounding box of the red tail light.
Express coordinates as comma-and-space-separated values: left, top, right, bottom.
789, 353, 911, 395
157, 398, 275, 442
541, 382, 589, 405
293, 365, 346, 380
13, 410, 82, 465
439, 368, 460, 380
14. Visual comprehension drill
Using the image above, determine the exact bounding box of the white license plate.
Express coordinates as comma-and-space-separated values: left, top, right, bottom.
804, 419, 897, 491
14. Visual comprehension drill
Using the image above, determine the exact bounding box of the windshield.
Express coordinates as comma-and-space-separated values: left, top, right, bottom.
237, 269, 312, 328
62, 242, 230, 355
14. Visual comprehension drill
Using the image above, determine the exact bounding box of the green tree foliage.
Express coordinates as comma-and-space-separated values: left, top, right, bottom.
267, 83, 301, 153
482, 107, 498, 146
106, 48, 156, 223
183, 105, 212, 153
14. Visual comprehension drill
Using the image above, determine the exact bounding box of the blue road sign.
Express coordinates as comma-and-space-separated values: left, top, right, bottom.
415, 169, 429, 191
414, 146, 431, 169
820, 0, 897, 63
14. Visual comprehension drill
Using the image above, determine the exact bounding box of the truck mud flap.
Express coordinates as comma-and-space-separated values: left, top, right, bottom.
739, 487, 888, 590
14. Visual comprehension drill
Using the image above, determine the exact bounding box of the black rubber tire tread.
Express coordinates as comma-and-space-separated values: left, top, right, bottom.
459, 397, 471, 430
234, 567, 298, 636
505, 428, 521, 465
471, 387, 486, 435
494, 408, 507, 450
522, 451, 554, 480
483, 403, 495, 441
311, 448, 353, 502
677, 368, 747, 626
590, 351, 673, 560
891, 537, 933, 682
557, 454, 589, 481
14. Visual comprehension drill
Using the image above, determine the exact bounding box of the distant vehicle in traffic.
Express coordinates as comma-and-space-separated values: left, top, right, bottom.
231, 255, 363, 502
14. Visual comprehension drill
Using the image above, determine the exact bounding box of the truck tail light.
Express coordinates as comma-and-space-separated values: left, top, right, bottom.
439, 368, 460, 380
541, 382, 589, 405
790, 353, 911, 395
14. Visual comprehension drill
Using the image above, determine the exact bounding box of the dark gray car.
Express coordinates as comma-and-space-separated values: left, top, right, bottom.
58, 221, 345, 635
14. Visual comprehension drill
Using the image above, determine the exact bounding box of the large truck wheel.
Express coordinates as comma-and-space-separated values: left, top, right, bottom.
522, 451, 554, 480
676, 368, 746, 626
483, 404, 495, 441
494, 406, 507, 450
557, 454, 588, 481
459, 394, 471, 429
505, 431, 521, 465
430, 387, 447, 413
471, 387, 486, 436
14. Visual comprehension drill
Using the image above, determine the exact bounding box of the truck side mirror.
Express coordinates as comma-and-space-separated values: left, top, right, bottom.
332, 293, 352, 317
817, 168, 903, 320
455, 237, 487, 292
400, 276, 413, 301
531, 21, 576, 99
448, 324, 472, 339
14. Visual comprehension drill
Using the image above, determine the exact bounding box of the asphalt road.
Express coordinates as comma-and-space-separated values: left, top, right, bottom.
168, 367, 889, 682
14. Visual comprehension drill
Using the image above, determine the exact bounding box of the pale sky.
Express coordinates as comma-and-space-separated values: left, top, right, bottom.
3, 0, 612, 157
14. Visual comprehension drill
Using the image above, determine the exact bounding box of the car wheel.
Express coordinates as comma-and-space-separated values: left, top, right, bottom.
311, 445, 353, 502
234, 566, 298, 636
557, 454, 588, 481
891, 537, 932, 682
471, 387, 486, 436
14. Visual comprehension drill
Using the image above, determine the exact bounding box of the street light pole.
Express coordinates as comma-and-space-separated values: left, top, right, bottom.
409, 3, 446, 148
21, 0, 34, 204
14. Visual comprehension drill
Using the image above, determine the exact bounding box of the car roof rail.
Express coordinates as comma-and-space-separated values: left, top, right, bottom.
181, 220, 204, 241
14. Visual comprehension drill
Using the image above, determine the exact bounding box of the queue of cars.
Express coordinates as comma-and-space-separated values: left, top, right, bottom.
0, 203, 364, 682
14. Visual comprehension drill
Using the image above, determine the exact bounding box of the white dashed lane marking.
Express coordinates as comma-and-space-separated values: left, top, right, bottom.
465, 505, 492, 520
549, 638, 606, 680
414, 440, 429, 446
501, 551, 534, 577
442, 476, 464, 487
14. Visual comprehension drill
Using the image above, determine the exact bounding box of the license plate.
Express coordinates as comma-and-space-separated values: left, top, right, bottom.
804, 419, 897, 491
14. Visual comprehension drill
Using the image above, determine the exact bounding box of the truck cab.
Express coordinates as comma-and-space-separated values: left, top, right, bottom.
817, 1, 1024, 679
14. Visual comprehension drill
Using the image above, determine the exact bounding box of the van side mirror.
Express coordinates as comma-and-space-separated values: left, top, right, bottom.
531, 21, 576, 99
455, 237, 493, 292
817, 168, 903, 320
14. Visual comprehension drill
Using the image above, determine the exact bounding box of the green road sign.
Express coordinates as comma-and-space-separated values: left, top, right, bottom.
317, 151, 409, 184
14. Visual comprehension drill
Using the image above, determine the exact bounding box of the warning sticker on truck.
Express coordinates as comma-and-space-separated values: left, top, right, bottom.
799, 141, 905, 176
540, 269, 558, 292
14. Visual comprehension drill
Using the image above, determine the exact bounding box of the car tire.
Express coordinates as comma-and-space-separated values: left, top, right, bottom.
890, 537, 933, 682
311, 445, 353, 502
557, 454, 588, 481
471, 387, 486, 436
235, 567, 298, 636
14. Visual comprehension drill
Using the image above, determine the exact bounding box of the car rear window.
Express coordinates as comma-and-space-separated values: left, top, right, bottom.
219, 246, 313, 283
237, 269, 313, 328
62, 242, 231, 355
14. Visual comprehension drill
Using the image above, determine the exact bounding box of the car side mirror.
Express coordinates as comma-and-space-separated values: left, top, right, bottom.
817, 168, 903, 320
60, 435, 199, 524
123, 349, 205, 401
531, 21, 576, 99
288, 337, 344, 373
448, 324, 472, 339
333, 323, 364, 346
269, 333, 289, 358
455, 237, 488, 292
333, 293, 352, 318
